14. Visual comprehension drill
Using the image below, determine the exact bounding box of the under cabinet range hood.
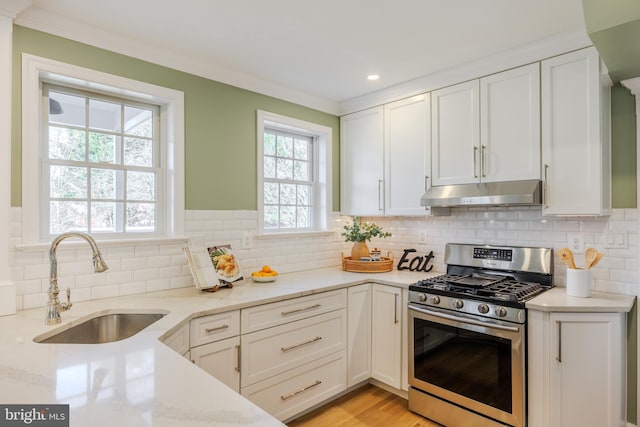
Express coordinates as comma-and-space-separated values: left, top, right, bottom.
420, 179, 542, 208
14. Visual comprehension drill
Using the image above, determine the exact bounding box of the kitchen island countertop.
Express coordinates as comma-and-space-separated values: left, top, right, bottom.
0, 267, 428, 427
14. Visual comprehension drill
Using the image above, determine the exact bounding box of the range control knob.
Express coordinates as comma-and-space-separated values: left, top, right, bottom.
418, 293, 427, 302
429, 295, 441, 305
452, 299, 464, 309
478, 304, 490, 314
496, 307, 508, 318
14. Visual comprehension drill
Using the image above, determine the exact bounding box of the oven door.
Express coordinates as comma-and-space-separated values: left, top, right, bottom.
408, 303, 525, 427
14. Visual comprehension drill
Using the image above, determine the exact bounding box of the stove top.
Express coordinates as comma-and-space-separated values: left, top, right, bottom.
408, 243, 553, 323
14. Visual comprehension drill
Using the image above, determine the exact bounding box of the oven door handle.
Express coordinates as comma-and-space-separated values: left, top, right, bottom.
408, 303, 520, 333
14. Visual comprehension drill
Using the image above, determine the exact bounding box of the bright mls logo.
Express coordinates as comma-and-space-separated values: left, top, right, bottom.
0, 405, 69, 426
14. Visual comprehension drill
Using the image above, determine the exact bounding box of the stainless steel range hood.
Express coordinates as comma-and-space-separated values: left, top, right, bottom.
420, 179, 542, 207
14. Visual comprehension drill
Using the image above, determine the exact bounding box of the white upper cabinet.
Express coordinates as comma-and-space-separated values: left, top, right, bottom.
384, 94, 431, 215
541, 47, 611, 216
432, 64, 540, 186
480, 63, 541, 182
340, 106, 384, 216
431, 80, 480, 185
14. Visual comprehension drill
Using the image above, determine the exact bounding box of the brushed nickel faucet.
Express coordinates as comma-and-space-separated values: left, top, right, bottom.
46, 232, 109, 325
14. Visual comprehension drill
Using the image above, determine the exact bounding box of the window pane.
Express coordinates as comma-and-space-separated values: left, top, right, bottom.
280, 183, 296, 205
50, 201, 87, 234
49, 127, 86, 161
127, 171, 155, 201
279, 206, 295, 228
91, 202, 119, 233
297, 185, 310, 205
276, 158, 293, 180
264, 182, 278, 204
124, 138, 153, 167
264, 132, 276, 156
294, 160, 309, 181
263, 156, 276, 179
90, 99, 121, 132
126, 203, 155, 231
50, 166, 87, 199
264, 206, 279, 229
88, 132, 118, 163
297, 206, 310, 228
49, 92, 85, 127
276, 134, 293, 157
92, 168, 123, 199
294, 139, 309, 160
124, 106, 153, 137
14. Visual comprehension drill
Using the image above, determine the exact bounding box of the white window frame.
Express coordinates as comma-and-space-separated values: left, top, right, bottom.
257, 110, 332, 235
22, 54, 185, 244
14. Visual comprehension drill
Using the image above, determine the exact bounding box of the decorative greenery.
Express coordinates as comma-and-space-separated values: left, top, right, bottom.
341, 217, 392, 243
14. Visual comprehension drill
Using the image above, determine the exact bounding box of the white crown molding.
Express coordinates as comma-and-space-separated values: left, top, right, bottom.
0, 0, 31, 19
622, 76, 640, 95
338, 29, 593, 115
14, 6, 340, 115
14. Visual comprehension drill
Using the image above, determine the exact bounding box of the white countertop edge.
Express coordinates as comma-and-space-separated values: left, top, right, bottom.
526, 287, 636, 313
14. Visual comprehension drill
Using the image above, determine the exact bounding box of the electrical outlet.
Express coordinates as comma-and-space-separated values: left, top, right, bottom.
418, 231, 427, 243
567, 233, 584, 254
241, 231, 255, 249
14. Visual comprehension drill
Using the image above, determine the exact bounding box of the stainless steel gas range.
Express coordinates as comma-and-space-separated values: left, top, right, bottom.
407, 243, 553, 427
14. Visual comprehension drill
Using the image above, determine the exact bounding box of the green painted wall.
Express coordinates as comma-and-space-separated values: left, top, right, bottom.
10, 26, 340, 210
611, 85, 637, 208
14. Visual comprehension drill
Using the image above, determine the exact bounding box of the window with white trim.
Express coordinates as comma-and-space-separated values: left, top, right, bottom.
22, 54, 185, 244
43, 84, 162, 237
257, 111, 332, 234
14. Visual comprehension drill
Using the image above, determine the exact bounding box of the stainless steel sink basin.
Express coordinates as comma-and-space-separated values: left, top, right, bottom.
34, 309, 168, 344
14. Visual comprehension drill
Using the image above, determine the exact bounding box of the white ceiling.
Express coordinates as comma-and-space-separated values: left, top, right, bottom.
12, 0, 588, 114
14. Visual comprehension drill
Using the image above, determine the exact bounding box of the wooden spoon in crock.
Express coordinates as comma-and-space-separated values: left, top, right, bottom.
558, 247, 577, 269
584, 247, 598, 269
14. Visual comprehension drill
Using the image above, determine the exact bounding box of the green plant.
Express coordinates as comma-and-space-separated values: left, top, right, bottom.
341, 217, 392, 243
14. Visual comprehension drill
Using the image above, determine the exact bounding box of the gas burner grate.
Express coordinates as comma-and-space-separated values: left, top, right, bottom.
414, 275, 546, 303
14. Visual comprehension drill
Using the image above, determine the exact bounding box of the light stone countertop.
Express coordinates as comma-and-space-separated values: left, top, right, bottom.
0, 267, 428, 427
526, 287, 635, 313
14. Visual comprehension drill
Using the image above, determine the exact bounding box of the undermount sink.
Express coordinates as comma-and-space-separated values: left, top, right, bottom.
34, 309, 168, 344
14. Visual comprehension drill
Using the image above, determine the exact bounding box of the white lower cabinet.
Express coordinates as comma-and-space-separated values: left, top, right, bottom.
240, 290, 348, 421
347, 283, 371, 387
528, 310, 626, 427
161, 322, 190, 357
371, 283, 403, 389
190, 336, 241, 392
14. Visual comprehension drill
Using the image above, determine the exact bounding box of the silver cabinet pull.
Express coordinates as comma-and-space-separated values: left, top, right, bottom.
205, 324, 229, 333
235, 344, 241, 372
280, 380, 322, 401
556, 320, 562, 363
281, 303, 321, 316
424, 176, 429, 191
281, 336, 322, 352
543, 164, 549, 208
481, 145, 487, 177
378, 179, 384, 211
394, 293, 399, 324
473, 146, 479, 178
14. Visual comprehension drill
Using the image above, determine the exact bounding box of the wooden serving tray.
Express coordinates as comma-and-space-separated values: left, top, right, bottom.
342, 252, 394, 273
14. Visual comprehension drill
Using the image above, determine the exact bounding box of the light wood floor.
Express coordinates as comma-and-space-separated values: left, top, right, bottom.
286, 384, 442, 427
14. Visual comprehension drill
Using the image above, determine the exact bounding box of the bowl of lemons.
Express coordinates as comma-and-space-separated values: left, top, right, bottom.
250, 265, 278, 282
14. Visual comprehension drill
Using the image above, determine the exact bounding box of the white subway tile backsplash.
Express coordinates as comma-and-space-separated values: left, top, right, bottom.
8, 207, 639, 310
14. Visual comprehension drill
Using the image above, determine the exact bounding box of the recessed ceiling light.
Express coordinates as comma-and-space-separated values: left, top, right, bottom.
367, 74, 380, 81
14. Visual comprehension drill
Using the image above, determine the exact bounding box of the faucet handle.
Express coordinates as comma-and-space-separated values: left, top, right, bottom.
61, 287, 72, 312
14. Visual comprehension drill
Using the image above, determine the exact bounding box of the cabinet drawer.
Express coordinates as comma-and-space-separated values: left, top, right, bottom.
190, 310, 240, 347
241, 350, 347, 421
161, 322, 189, 355
241, 289, 346, 333
241, 309, 346, 386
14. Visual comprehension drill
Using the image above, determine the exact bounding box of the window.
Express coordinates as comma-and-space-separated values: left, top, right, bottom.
22, 54, 184, 244
257, 111, 332, 234
43, 84, 161, 237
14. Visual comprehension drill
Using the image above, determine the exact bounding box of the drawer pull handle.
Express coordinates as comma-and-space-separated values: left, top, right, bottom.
205, 324, 229, 333
281, 303, 321, 316
235, 344, 241, 373
280, 380, 322, 401
281, 336, 322, 352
